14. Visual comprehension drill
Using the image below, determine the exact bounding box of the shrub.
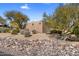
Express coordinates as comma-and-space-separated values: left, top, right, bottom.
71, 25, 79, 37
20, 29, 28, 35
5, 28, 11, 33
0, 27, 5, 33
24, 29, 31, 37
49, 29, 62, 35
32, 30, 37, 34
20, 29, 25, 35
11, 28, 19, 35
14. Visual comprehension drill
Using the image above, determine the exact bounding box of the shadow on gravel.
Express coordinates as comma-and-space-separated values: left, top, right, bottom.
0, 51, 13, 56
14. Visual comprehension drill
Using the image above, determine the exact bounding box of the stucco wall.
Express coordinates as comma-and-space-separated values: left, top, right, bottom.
26, 21, 44, 33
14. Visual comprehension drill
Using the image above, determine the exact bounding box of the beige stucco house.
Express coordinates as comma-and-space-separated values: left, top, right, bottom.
26, 21, 50, 33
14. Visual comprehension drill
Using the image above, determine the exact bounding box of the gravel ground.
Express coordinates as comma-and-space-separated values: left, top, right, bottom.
0, 33, 79, 56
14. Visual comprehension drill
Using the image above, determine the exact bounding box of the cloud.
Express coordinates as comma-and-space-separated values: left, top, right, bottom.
20, 4, 30, 10
43, 3, 52, 5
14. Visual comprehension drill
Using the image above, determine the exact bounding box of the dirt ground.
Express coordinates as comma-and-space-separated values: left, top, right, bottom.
0, 33, 50, 40
0, 33, 79, 44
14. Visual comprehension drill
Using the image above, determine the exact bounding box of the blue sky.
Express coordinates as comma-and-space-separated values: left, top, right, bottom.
0, 3, 61, 22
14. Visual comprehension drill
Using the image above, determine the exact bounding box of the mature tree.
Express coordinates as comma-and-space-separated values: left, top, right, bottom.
42, 3, 79, 34
54, 4, 79, 32
5, 11, 29, 29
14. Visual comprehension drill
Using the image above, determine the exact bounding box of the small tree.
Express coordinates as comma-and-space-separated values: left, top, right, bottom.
5, 11, 29, 29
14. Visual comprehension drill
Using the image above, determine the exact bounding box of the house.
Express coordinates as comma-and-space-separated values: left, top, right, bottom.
0, 22, 9, 28
0, 22, 4, 27
26, 21, 50, 33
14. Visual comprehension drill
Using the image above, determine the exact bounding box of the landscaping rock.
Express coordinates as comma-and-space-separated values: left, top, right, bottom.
0, 34, 79, 56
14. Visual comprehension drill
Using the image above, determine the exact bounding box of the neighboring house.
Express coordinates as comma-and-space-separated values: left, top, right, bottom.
0, 22, 9, 28
26, 21, 50, 33
0, 22, 4, 27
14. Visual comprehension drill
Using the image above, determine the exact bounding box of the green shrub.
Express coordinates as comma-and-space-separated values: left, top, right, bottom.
71, 25, 79, 36
11, 28, 19, 35
5, 28, 11, 33
0, 27, 5, 33
49, 29, 62, 34
50, 30, 57, 34
0, 27, 3, 33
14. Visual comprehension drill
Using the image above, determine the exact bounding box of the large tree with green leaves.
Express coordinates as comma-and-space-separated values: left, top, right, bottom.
5, 11, 29, 29
43, 3, 79, 34
54, 4, 79, 32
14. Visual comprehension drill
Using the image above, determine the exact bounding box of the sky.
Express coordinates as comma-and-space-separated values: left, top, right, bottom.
0, 3, 60, 22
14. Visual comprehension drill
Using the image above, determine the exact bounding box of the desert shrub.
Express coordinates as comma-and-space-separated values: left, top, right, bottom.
50, 29, 56, 34
5, 28, 11, 33
0, 27, 11, 33
49, 29, 62, 35
24, 29, 31, 37
32, 30, 37, 34
20, 29, 24, 35
0, 27, 3, 33
20, 29, 30, 35
71, 25, 79, 37
11, 28, 19, 35
0, 27, 5, 33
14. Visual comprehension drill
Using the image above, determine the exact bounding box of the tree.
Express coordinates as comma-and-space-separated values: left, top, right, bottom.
43, 12, 54, 28
0, 16, 6, 24
43, 12, 48, 21
10, 21, 19, 28
42, 3, 79, 34
54, 4, 79, 32
5, 11, 29, 29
